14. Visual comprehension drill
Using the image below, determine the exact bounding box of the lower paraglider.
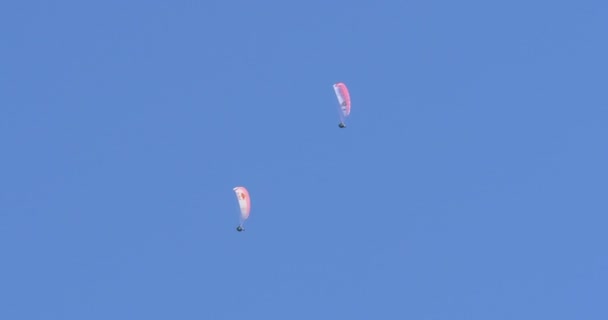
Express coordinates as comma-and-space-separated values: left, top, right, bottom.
333, 82, 351, 128
233, 186, 251, 232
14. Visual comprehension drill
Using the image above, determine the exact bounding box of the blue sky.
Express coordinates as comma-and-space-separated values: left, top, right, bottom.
1, 0, 607, 319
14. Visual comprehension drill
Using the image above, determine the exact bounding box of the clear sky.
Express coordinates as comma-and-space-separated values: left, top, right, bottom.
1, 1, 607, 319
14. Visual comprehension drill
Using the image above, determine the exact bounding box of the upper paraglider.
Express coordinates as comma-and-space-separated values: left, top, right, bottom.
333, 82, 351, 128
233, 186, 251, 231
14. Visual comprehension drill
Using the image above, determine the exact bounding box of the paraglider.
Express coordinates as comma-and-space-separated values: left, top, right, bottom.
233, 186, 251, 232
333, 82, 351, 128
